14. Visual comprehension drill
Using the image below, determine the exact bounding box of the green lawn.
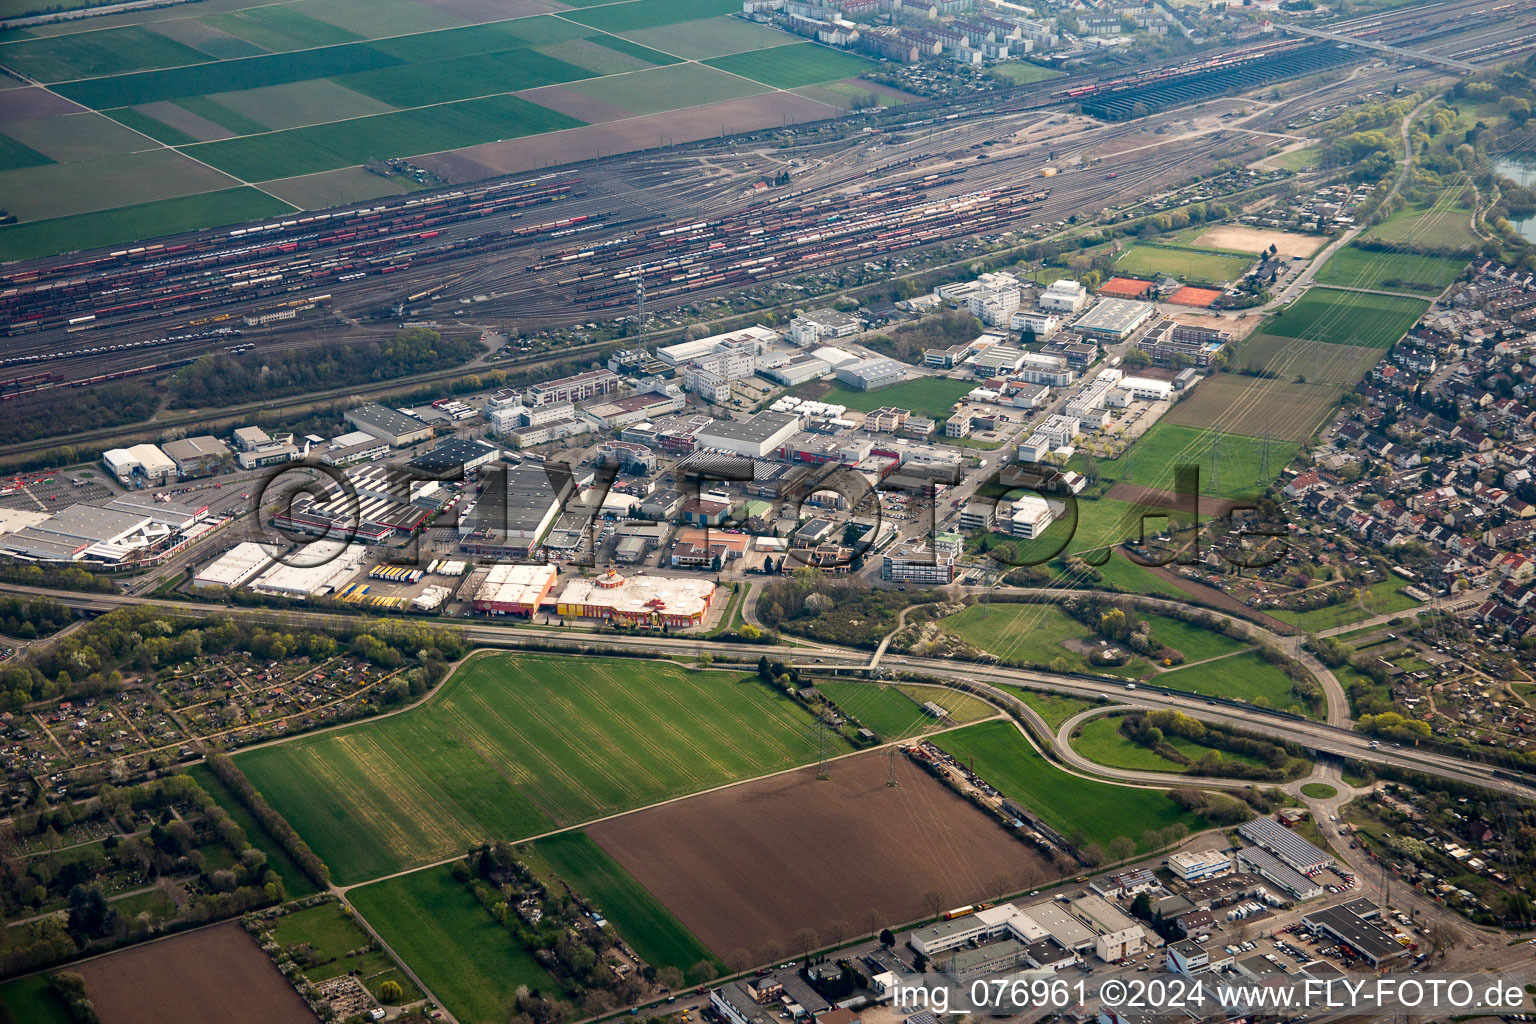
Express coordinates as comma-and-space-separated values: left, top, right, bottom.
703, 42, 874, 89
1071, 714, 1268, 775
238, 655, 839, 884
793, 376, 973, 419
1313, 245, 1468, 295
350, 866, 562, 1024
271, 901, 421, 1002
897, 684, 996, 724
1270, 146, 1321, 171
987, 62, 1065, 85
0, 187, 295, 263
1154, 650, 1311, 715
1141, 613, 1250, 664
1300, 782, 1337, 798
1114, 244, 1254, 285
0, 975, 71, 1024
525, 832, 719, 977
1103, 422, 1299, 500
1008, 689, 1096, 731
183, 763, 320, 898
1268, 579, 1420, 631
942, 602, 1150, 678
1258, 288, 1429, 349
1362, 189, 1480, 252
933, 720, 1208, 853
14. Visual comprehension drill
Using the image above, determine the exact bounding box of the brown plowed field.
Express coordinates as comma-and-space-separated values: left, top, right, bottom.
588, 748, 1057, 962
76, 922, 317, 1024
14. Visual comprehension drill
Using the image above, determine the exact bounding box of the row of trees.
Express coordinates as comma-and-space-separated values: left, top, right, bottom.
205, 754, 329, 889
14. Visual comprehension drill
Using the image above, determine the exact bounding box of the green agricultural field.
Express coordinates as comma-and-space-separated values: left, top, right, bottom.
296, 0, 467, 37
815, 681, 942, 739
1362, 189, 1479, 252
793, 376, 973, 419
203, 6, 361, 52
526, 832, 719, 976
1258, 288, 1429, 349
52, 43, 406, 109
350, 866, 563, 1024
1154, 650, 1310, 714
621, 16, 801, 60
1114, 244, 1254, 284
987, 62, 1065, 85
564, 62, 767, 117
1141, 613, 1249, 664
565, 0, 744, 33
335, 48, 592, 107
184, 93, 583, 181
1268, 579, 1420, 631
270, 901, 421, 1003
171, 95, 271, 136
0, 133, 50, 172
1230, 334, 1386, 387
1103, 422, 1299, 500
0, 187, 295, 263
934, 720, 1208, 852
106, 107, 200, 145
704, 42, 875, 89
942, 602, 1151, 678
0, 25, 212, 82
1313, 245, 1468, 294
183, 764, 320, 898
238, 655, 839, 884
1071, 714, 1267, 774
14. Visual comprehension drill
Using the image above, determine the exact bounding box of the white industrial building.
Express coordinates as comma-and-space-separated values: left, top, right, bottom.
192, 542, 282, 589
693, 411, 800, 458
910, 904, 1050, 956
1110, 376, 1174, 405
251, 541, 367, 597
1007, 494, 1058, 538
1015, 352, 1075, 387
789, 309, 861, 345
102, 443, 176, 485
834, 356, 905, 391
1039, 279, 1088, 313
1073, 298, 1156, 341
659, 325, 778, 366
1167, 848, 1234, 883
969, 285, 1021, 326
1010, 310, 1062, 337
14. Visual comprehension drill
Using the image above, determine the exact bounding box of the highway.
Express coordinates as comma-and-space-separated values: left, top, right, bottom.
11, 582, 1533, 803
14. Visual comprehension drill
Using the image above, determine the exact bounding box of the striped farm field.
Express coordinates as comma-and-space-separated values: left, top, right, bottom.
237, 654, 838, 884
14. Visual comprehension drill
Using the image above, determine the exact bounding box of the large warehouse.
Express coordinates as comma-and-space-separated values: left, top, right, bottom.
472, 562, 559, 617
555, 570, 715, 628
1239, 817, 1334, 873
834, 356, 905, 391
192, 542, 282, 589
693, 411, 800, 459
1072, 298, 1156, 340
344, 403, 432, 447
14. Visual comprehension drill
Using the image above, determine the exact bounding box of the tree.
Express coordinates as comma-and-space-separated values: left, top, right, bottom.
792, 927, 818, 962
657, 967, 684, 991
1427, 921, 1461, 960
380, 980, 404, 1003
1108, 836, 1137, 864
922, 889, 947, 919
878, 928, 896, 948
66, 885, 114, 939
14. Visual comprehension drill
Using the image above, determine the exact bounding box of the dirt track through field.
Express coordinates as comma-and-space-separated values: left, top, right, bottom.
588, 749, 1056, 961
76, 922, 317, 1024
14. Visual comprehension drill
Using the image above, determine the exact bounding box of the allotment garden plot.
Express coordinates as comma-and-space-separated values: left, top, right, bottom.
238, 654, 838, 884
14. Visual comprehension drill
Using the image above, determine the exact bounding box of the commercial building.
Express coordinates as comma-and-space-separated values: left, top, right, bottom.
693, 411, 800, 458
231, 426, 299, 469
472, 562, 559, 617
0, 503, 171, 563
526, 368, 620, 407
1010, 309, 1062, 337
344, 404, 432, 447
1115, 376, 1174, 403
102, 443, 176, 486
882, 547, 955, 585
1014, 352, 1075, 387
909, 904, 1049, 956
1138, 320, 1230, 368
1235, 848, 1324, 901
1023, 902, 1096, 952
790, 309, 861, 345
192, 541, 281, 589
1094, 928, 1145, 963
458, 461, 571, 558
318, 430, 390, 467
1007, 494, 1057, 538
973, 344, 1027, 377
1239, 818, 1334, 873
1072, 298, 1156, 341
1039, 279, 1089, 313
710, 981, 782, 1024
1167, 849, 1234, 883
659, 325, 778, 366
555, 570, 715, 628
834, 357, 905, 391
161, 436, 231, 478
1165, 939, 1209, 974
407, 437, 502, 476
1301, 905, 1410, 966
251, 541, 367, 598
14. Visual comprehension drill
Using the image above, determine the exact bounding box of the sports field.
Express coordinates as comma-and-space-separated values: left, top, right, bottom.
1312, 245, 1468, 295
793, 376, 972, 419
0, 2, 870, 257
1103, 421, 1300, 500
1114, 243, 1255, 284
527, 832, 720, 977
1258, 288, 1428, 349
238, 654, 838, 884
933, 720, 1208, 853
1162, 374, 1339, 442
350, 865, 564, 1024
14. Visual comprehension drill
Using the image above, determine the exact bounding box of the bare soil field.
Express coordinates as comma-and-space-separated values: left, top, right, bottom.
1163, 375, 1339, 441
76, 922, 317, 1024
1193, 225, 1325, 259
1104, 483, 1243, 517
0, 87, 81, 122
526, 87, 636, 125
588, 749, 1055, 961
422, 92, 838, 181
263, 166, 409, 208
